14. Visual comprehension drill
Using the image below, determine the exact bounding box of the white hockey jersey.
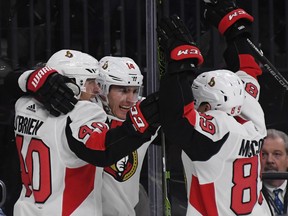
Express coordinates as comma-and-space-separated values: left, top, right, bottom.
180, 70, 271, 216
159, 53, 272, 215
14, 98, 107, 216
101, 114, 158, 216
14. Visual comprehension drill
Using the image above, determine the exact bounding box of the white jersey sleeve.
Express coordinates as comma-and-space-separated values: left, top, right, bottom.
236, 70, 266, 135
55, 100, 108, 168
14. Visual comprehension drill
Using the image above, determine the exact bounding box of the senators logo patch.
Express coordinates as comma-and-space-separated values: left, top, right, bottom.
104, 151, 138, 182
102, 61, 108, 70
65, 50, 73, 58
208, 77, 215, 87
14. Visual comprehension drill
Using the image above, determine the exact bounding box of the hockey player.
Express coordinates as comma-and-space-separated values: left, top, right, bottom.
96, 56, 158, 216
157, 0, 271, 215
14, 50, 159, 216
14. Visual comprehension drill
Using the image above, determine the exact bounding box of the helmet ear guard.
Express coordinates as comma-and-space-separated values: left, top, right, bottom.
192, 69, 245, 116
46, 49, 100, 98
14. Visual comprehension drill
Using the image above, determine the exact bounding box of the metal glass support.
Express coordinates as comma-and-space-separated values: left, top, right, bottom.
146, 0, 163, 215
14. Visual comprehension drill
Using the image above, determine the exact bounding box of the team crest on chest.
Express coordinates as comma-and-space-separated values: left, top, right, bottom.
104, 151, 138, 182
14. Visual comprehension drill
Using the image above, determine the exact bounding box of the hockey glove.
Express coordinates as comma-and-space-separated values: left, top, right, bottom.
157, 15, 203, 74
27, 66, 79, 116
203, 0, 254, 40
124, 91, 160, 137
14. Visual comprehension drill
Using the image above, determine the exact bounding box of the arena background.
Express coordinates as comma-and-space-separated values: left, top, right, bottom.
0, 0, 287, 215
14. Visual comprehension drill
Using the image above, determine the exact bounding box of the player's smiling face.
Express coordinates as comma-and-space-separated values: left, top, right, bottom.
107, 85, 140, 120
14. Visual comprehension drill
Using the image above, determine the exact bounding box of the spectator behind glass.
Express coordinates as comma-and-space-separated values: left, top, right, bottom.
261, 129, 288, 215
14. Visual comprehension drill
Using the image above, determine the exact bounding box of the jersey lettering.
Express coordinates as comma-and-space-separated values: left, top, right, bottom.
238, 138, 263, 157
126, 63, 135, 69
16, 135, 52, 203
245, 82, 258, 98
14, 115, 43, 135
231, 157, 258, 215
79, 122, 108, 139
91, 122, 107, 131
199, 113, 216, 135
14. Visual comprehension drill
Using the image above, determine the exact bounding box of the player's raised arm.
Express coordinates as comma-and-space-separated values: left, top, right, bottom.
203, 0, 262, 79
157, 15, 203, 146
65, 91, 160, 167
7, 63, 78, 116
157, 11, 271, 216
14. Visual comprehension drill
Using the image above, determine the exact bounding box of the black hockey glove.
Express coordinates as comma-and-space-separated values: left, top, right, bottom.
203, 0, 254, 41
123, 91, 160, 137
26, 66, 79, 116
157, 15, 203, 74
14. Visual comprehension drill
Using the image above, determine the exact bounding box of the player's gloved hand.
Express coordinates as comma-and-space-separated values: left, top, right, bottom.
203, 0, 253, 40
124, 91, 160, 137
157, 15, 203, 74
26, 66, 79, 116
